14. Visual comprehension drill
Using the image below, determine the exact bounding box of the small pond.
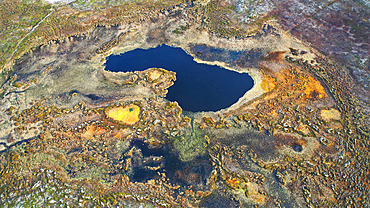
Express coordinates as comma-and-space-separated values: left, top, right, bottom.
104, 45, 254, 112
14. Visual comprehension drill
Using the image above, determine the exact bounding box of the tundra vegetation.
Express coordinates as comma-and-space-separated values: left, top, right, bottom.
0, 0, 368, 207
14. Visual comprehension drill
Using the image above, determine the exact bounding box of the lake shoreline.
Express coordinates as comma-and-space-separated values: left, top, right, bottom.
104, 45, 255, 112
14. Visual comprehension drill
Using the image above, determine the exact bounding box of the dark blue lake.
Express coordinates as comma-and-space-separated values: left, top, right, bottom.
104, 45, 254, 112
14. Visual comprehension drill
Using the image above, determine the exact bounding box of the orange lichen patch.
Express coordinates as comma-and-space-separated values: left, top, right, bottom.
81, 125, 96, 139
260, 74, 276, 92
267, 109, 278, 117
259, 57, 328, 100
320, 108, 341, 122
105, 104, 141, 125
226, 177, 242, 189
301, 75, 327, 99
81, 125, 107, 139
245, 182, 266, 204
250, 70, 327, 126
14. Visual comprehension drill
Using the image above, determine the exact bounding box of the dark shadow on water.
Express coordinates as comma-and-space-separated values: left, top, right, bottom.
104, 45, 254, 112
128, 139, 183, 182
86, 94, 102, 101
124, 139, 212, 188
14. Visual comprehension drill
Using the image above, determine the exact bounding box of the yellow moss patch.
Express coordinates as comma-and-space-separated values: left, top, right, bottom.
105, 104, 141, 125
321, 108, 341, 122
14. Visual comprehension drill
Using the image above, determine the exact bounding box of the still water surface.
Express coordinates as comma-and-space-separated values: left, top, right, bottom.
104, 45, 254, 112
